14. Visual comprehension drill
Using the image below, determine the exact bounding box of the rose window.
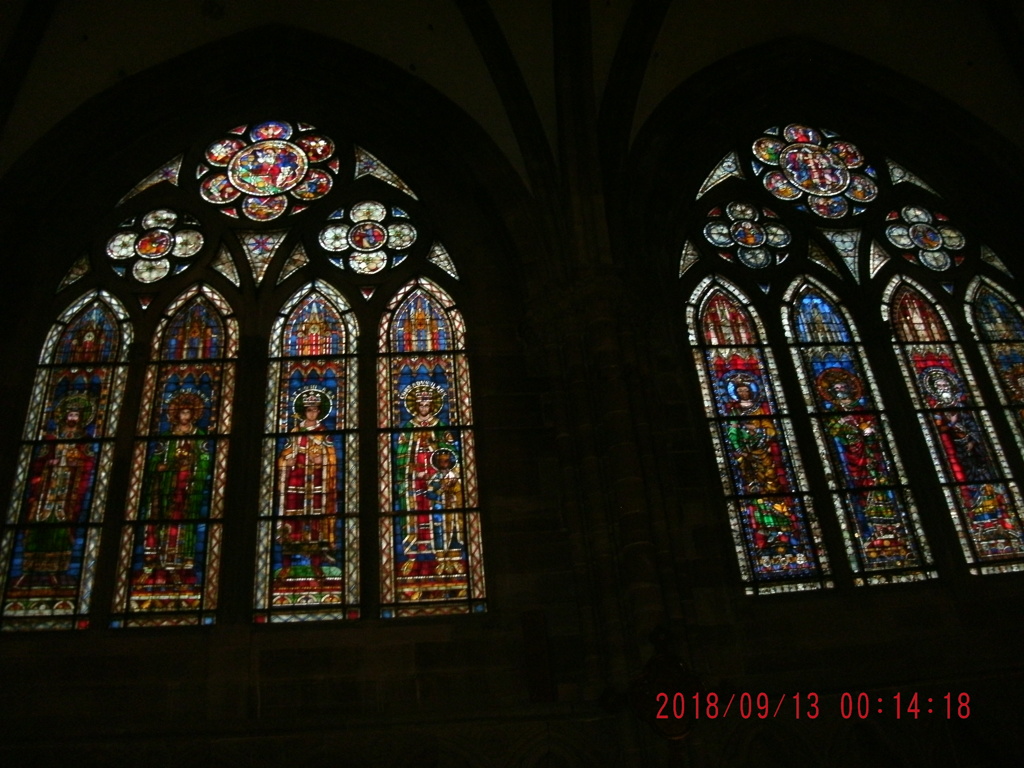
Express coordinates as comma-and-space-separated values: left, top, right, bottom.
703, 202, 791, 269
197, 121, 338, 221
317, 201, 417, 275
751, 124, 878, 220
885, 206, 966, 271
105, 208, 204, 283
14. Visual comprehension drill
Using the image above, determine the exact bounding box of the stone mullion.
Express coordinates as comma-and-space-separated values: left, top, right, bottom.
552, 0, 671, 682
585, 277, 668, 660
613, 301, 692, 645
529, 291, 622, 701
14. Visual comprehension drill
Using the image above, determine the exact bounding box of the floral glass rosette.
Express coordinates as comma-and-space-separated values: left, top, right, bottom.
751, 124, 878, 220
197, 121, 338, 222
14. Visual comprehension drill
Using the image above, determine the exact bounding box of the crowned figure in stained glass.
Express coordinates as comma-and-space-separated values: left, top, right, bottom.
921, 367, 1022, 553
394, 381, 464, 584
275, 387, 338, 583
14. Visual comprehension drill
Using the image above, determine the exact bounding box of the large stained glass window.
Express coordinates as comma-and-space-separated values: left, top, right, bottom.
3, 119, 489, 627
255, 281, 359, 622
690, 123, 1024, 586
886, 280, 1024, 572
111, 284, 237, 626
1, 291, 131, 630
783, 279, 933, 583
688, 277, 830, 593
378, 277, 485, 616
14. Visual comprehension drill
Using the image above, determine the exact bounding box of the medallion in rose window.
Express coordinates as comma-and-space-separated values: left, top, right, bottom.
703, 202, 791, 269
105, 209, 204, 284
884, 206, 966, 272
750, 124, 878, 220
197, 121, 338, 221
317, 201, 417, 275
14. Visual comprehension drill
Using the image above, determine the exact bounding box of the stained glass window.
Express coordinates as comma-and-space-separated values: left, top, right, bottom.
968, 282, 1024, 428
884, 206, 966, 272
689, 121, 1024, 585
111, 284, 237, 626
886, 280, 1024, 572
746, 124, 878, 219
105, 209, 204, 284
702, 202, 791, 269
197, 121, 337, 221
4, 119, 489, 627
1, 292, 131, 630
783, 280, 933, 584
378, 277, 486, 616
967, 278, 1024, 515
319, 201, 418, 275
687, 277, 830, 593
255, 281, 359, 622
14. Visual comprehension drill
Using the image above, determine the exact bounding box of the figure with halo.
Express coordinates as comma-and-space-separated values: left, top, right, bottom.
275, 386, 338, 582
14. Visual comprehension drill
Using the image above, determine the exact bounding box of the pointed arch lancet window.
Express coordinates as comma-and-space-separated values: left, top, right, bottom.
255, 281, 359, 622
111, 285, 237, 626
688, 278, 830, 593
784, 280, 933, 583
967, 279, 1024, 459
378, 277, 485, 616
1, 292, 131, 629
887, 280, 1024, 572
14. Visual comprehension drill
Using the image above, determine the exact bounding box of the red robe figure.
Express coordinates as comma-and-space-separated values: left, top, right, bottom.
275, 387, 337, 583
18, 393, 97, 587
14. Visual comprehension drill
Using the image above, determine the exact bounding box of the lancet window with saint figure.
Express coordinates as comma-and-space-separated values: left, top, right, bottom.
784, 280, 932, 584
378, 277, 486, 616
111, 284, 237, 626
1, 291, 131, 629
887, 280, 1024, 572
688, 277, 831, 593
255, 281, 359, 622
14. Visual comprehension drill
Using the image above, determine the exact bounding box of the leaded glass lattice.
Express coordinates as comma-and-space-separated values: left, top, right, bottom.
111, 284, 237, 626
1, 291, 131, 630
377, 277, 485, 616
255, 281, 360, 622
886, 280, 1024, 572
783, 280, 933, 584
687, 277, 830, 593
